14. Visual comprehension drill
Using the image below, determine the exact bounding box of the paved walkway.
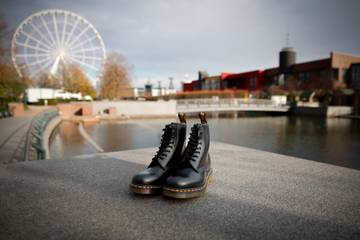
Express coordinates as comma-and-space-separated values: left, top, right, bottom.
0, 142, 359, 239
0, 106, 49, 164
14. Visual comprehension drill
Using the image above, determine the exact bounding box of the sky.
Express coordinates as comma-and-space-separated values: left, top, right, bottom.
1, 0, 360, 89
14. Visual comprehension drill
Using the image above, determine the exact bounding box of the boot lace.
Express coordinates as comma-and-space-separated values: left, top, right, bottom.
152, 124, 175, 162
185, 125, 202, 162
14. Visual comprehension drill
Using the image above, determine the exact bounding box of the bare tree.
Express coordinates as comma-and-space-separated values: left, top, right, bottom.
0, 14, 29, 103
37, 72, 61, 89
62, 64, 96, 98
99, 51, 132, 99
0, 64, 26, 101
0, 14, 11, 64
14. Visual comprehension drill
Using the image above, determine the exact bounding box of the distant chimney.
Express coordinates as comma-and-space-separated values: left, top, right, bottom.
279, 47, 296, 74
169, 77, 174, 90
198, 71, 209, 81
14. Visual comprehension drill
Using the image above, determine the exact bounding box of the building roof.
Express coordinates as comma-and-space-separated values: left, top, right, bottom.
331, 52, 360, 69
264, 58, 332, 76
292, 58, 331, 72
263, 67, 280, 76
221, 70, 262, 80
264, 52, 360, 76
204, 75, 221, 81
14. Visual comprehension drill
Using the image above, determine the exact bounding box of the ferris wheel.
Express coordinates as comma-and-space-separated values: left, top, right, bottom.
11, 9, 106, 83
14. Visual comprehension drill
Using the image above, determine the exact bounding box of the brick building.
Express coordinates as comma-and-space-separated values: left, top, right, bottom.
348, 63, 360, 90
348, 63, 360, 114
182, 50, 360, 95
264, 51, 360, 92
221, 70, 266, 91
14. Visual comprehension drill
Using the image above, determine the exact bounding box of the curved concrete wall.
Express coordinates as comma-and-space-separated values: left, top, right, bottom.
42, 116, 62, 159
92, 100, 177, 117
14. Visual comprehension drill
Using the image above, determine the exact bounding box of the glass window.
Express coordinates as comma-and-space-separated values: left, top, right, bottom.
249, 77, 257, 89
342, 68, 348, 81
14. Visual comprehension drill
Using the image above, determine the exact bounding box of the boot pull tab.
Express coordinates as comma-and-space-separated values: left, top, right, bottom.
178, 112, 187, 123
199, 112, 207, 124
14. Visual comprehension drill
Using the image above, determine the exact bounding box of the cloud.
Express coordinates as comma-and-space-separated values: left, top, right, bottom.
1, 0, 360, 88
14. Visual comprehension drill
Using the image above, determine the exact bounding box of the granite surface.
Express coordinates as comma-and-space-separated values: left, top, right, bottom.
0, 142, 359, 240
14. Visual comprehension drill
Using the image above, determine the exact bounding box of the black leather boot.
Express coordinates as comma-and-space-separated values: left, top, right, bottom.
163, 113, 213, 199
129, 113, 187, 195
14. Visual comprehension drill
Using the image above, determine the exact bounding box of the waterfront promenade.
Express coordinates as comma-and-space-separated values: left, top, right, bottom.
0, 142, 359, 239
0, 106, 49, 164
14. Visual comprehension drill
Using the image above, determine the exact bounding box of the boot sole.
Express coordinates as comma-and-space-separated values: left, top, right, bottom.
162, 169, 213, 199
129, 183, 162, 195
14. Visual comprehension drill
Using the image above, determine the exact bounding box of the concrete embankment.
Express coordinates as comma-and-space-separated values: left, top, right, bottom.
33, 111, 105, 160
36, 110, 106, 160
0, 106, 50, 164
59, 100, 355, 120
42, 116, 62, 159
291, 105, 353, 117
92, 100, 177, 118
24, 109, 60, 161
0, 141, 359, 239
57, 100, 177, 122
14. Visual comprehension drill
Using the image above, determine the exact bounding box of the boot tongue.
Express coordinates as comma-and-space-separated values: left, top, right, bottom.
194, 124, 202, 137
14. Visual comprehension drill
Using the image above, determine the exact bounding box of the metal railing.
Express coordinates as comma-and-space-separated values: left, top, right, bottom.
177, 98, 288, 110
24, 109, 59, 161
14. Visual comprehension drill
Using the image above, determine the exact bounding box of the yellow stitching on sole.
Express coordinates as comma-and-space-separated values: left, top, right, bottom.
130, 184, 161, 189
163, 184, 206, 193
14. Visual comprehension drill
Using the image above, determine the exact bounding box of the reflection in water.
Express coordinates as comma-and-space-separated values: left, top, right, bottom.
50, 117, 360, 170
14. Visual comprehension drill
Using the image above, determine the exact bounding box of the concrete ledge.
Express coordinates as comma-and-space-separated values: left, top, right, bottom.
0, 142, 359, 239
292, 105, 353, 117
92, 100, 177, 117
43, 116, 62, 159
327, 106, 353, 117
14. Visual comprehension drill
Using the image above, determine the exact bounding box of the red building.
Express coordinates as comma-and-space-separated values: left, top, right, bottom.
182, 80, 196, 92
182, 50, 360, 95
221, 70, 267, 91
182, 70, 267, 92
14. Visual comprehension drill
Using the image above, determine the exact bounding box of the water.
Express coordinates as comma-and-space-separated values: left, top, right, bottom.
49, 117, 360, 170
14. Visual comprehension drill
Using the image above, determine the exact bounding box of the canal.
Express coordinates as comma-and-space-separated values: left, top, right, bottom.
49, 116, 360, 170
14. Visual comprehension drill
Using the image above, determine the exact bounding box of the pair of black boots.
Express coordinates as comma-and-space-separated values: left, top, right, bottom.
129, 113, 212, 199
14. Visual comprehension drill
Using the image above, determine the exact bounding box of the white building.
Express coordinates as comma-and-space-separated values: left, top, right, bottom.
132, 87, 177, 98
26, 88, 92, 103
